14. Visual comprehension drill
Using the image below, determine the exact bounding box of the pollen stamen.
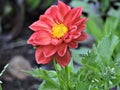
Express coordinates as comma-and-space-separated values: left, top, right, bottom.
52, 24, 68, 38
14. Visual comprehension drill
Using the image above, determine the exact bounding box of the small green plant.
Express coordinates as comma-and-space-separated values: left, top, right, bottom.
26, 0, 120, 90
78, 34, 120, 90
0, 64, 8, 90
27, 33, 120, 90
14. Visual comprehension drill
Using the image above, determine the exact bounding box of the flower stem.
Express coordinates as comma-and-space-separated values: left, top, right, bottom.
65, 66, 69, 90
53, 59, 70, 90
53, 59, 63, 89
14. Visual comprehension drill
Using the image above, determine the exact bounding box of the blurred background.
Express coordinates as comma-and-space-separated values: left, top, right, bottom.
0, 0, 120, 90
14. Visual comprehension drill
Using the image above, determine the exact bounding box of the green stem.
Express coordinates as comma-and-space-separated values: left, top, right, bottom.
53, 59, 63, 89
45, 77, 59, 88
0, 84, 2, 90
65, 66, 69, 90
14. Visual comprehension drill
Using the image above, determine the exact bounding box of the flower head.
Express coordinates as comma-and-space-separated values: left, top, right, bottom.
27, 0, 88, 67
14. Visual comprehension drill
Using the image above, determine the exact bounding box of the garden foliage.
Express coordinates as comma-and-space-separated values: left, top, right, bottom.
0, 64, 8, 90
27, 0, 120, 90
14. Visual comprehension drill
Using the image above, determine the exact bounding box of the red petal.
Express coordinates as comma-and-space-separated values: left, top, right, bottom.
76, 32, 88, 41
64, 38, 72, 43
55, 50, 71, 67
29, 20, 51, 32
63, 34, 72, 43
75, 18, 88, 26
58, 1, 71, 18
35, 46, 52, 64
44, 5, 63, 23
27, 33, 39, 46
69, 25, 77, 32
43, 45, 57, 57
63, 33, 72, 43
44, 5, 58, 15
64, 7, 83, 25
69, 31, 81, 39
77, 25, 85, 32
68, 41, 78, 48
39, 15, 56, 27
34, 31, 51, 45
57, 43, 67, 57
35, 46, 42, 63
51, 38, 62, 45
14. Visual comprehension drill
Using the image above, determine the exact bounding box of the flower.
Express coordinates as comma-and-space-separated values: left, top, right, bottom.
27, 0, 88, 67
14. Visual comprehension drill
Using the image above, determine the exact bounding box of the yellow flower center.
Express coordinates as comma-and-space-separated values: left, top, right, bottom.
51, 24, 68, 38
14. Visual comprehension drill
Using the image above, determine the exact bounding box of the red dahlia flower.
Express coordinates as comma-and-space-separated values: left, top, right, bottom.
27, 1, 88, 67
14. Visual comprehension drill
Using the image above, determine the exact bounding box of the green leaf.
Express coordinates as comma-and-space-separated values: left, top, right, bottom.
26, 68, 59, 88
103, 17, 120, 36
41, 0, 54, 9
78, 34, 120, 89
71, 47, 90, 64
67, 58, 74, 73
103, 17, 112, 36
100, 0, 110, 12
0, 64, 7, 90
0, 64, 8, 76
0, 81, 2, 90
0, 84, 2, 90
39, 81, 60, 90
86, 18, 102, 41
108, 8, 120, 17
115, 42, 120, 61
76, 81, 89, 90
112, 17, 120, 38
0, 64, 8, 90
96, 34, 119, 61
89, 14, 103, 30
26, 0, 41, 9
26, 68, 57, 79
70, 0, 89, 13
